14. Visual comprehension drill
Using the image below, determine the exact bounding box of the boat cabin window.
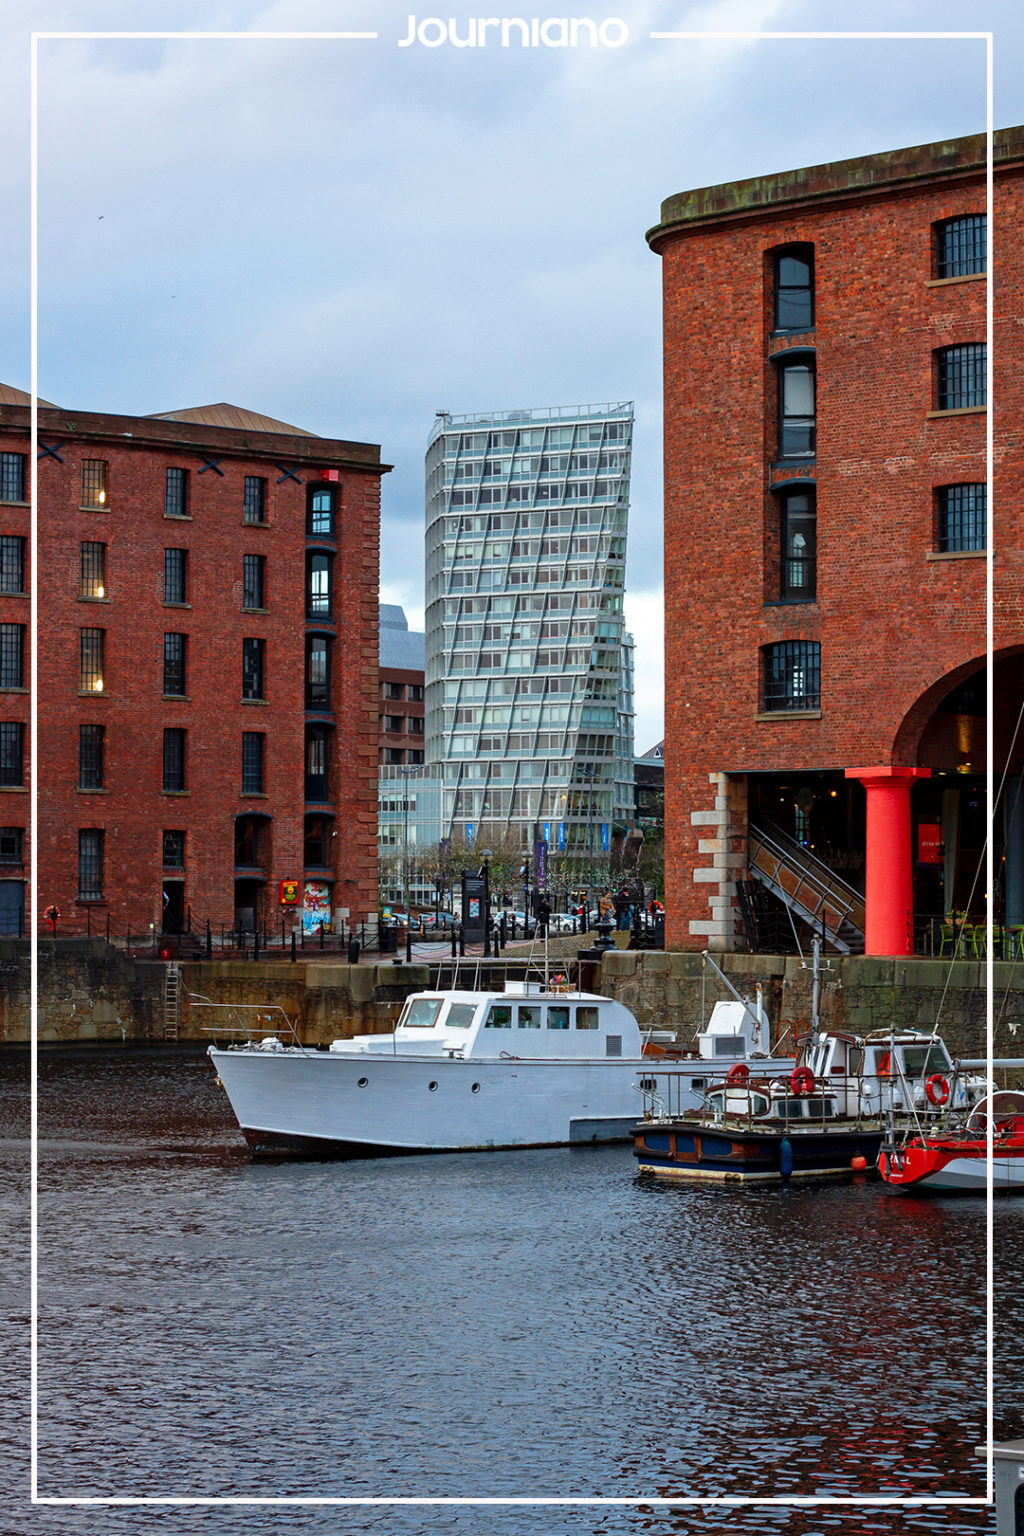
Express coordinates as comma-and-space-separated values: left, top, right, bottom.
772, 1097, 835, 1119
575, 1006, 599, 1031
445, 1003, 476, 1029
547, 1006, 570, 1030
713, 1037, 744, 1057
848, 1046, 864, 1076
902, 1044, 952, 1078
484, 1004, 512, 1029
517, 1005, 541, 1029
402, 999, 443, 1029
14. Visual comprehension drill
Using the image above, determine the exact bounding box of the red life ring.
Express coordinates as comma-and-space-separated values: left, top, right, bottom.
726, 1062, 750, 1085
790, 1066, 816, 1097
925, 1073, 950, 1107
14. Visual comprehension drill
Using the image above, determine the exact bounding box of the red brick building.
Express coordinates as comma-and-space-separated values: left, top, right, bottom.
378, 604, 425, 767
650, 128, 1023, 954
0, 388, 386, 938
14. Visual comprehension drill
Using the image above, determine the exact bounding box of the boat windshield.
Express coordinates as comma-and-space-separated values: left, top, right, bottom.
444, 1003, 477, 1029
401, 999, 444, 1029
901, 1044, 952, 1078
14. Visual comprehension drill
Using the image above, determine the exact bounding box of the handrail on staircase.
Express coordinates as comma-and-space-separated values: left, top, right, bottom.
748, 820, 865, 937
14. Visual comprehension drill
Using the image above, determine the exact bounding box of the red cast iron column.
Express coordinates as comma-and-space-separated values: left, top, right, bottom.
845, 766, 931, 957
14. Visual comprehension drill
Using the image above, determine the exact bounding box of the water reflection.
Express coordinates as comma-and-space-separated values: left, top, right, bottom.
0, 1049, 1015, 1534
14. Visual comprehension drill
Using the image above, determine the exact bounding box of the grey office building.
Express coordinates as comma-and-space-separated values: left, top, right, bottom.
424, 402, 635, 854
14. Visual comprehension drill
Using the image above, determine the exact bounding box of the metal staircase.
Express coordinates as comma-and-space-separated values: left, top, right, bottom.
163, 963, 182, 1041
747, 820, 865, 954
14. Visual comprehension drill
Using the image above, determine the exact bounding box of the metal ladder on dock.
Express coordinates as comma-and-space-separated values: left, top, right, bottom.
163, 964, 182, 1041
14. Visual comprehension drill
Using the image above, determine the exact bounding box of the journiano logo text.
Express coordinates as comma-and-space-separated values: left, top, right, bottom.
398, 15, 630, 47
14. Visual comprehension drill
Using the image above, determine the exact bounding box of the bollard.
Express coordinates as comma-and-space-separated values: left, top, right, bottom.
406, 928, 412, 963
458, 923, 465, 957
451, 926, 457, 958
348, 934, 360, 964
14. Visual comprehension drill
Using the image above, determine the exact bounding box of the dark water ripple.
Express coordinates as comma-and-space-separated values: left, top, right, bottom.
0, 1047, 1018, 1535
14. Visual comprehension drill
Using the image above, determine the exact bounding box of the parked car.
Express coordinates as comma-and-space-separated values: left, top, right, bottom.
548, 913, 579, 933
421, 910, 457, 929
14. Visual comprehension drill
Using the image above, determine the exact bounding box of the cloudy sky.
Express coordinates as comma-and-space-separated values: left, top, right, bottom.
3, 0, 1020, 752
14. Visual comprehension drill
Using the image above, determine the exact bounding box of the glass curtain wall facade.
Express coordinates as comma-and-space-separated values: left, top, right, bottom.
425, 402, 635, 852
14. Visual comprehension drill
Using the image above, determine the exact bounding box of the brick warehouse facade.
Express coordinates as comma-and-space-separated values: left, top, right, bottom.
650, 128, 1024, 953
0, 389, 387, 939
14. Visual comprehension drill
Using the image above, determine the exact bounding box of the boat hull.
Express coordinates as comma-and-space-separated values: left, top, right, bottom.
879, 1141, 1024, 1194
210, 1047, 679, 1157
632, 1120, 884, 1183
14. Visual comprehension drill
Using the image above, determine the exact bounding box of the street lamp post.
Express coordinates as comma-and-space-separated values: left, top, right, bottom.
481, 848, 492, 957
399, 765, 420, 918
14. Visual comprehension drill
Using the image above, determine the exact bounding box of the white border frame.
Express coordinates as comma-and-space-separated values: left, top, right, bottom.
28, 24, 995, 1513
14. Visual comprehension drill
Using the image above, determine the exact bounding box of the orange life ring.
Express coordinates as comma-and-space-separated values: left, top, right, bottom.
925, 1073, 950, 1107
877, 1052, 891, 1080
726, 1062, 750, 1085
790, 1065, 816, 1097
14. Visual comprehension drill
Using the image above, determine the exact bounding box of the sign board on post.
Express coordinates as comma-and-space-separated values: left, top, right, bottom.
535, 838, 547, 891
461, 871, 487, 943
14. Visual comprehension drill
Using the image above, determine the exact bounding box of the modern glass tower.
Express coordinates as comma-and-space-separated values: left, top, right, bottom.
424, 402, 634, 853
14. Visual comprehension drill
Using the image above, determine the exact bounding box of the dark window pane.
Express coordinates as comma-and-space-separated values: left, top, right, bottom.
82, 460, 107, 509
78, 724, 104, 789
0, 538, 25, 595
0, 724, 23, 786
80, 541, 106, 599
77, 829, 104, 900
242, 637, 265, 700
306, 637, 329, 706
308, 487, 335, 536
243, 554, 265, 610
163, 633, 187, 696
0, 827, 23, 864
763, 640, 820, 712
780, 493, 817, 600
0, 454, 26, 503
243, 476, 267, 524
165, 467, 189, 517
163, 728, 186, 792
304, 816, 328, 865
79, 629, 104, 692
937, 344, 986, 410
308, 552, 331, 617
778, 362, 816, 458
938, 484, 986, 553
164, 548, 187, 604
774, 249, 814, 332
235, 816, 259, 866
162, 829, 185, 868
0, 625, 24, 689
242, 732, 265, 794
936, 214, 986, 278
305, 728, 329, 801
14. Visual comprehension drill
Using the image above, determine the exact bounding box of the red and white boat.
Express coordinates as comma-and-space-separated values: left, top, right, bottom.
878, 1091, 1024, 1194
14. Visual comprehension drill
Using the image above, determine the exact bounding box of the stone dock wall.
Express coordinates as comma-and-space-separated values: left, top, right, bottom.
5, 940, 1021, 1062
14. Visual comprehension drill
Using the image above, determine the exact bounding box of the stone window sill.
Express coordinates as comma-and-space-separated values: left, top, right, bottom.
927, 406, 986, 419
927, 548, 987, 561
925, 272, 986, 289
755, 709, 823, 722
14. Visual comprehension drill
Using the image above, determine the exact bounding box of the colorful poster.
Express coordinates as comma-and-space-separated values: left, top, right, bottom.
302, 880, 331, 934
